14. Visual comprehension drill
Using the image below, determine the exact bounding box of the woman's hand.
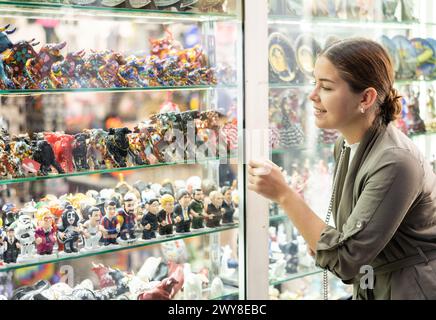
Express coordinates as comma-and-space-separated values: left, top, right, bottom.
247, 160, 292, 204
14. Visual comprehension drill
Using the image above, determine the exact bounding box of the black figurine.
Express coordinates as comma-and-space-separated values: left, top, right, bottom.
173, 189, 192, 233
57, 206, 81, 253
72, 132, 90, 171
141, 198, 159, 240
3, 227, 20, 263
105, 127, 132, 168
31, 134, 65, 176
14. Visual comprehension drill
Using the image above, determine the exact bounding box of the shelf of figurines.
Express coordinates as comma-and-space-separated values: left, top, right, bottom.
0, 0, 237, 22
0, 224, 239, 273
267, 15, 435, 29
6, 255, 241, 300
0, 108, 238, 185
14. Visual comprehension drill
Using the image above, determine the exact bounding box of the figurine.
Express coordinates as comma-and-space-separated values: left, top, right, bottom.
173, 189, 192, 233
44, 132, 75, 173
101, 200, 120, 245
221, 187, 235, 224
127, 132, 147, 166
72, 132, 90, 171
57, 205, 81, 253
117, 193, 137, 243
50, 50, 86, 89
34, 208, 56, 255
0, 24, 16, 90
205, 191, 224, 228
105, 127, 132, 168
158, 194, 175, 236
98, 51, 128, 88
31, 133, 65, 176
14, 213, 36, 261
85, 128, 110, 169
1, 203, 18, 228
9, 134, 33, 178
2, 227, 20, 263
188, 188, 205, 229
81, 207, 104, 250
141, 198, 159, 240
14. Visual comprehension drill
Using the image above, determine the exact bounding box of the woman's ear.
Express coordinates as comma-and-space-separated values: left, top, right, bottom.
360, 87, 378, 112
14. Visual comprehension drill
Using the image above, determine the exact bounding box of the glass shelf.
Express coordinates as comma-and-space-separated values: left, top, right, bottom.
270, 269, 323, 286
0, 85, 237, 97
269, 214, 288, 223
0, 223, 239, 273
269, 80, 436, 91
410, 131, 436, 138
271, 144, 334, 155
0, 155, 237, 186
268, 15, 425, 29
0, 1, 239, 23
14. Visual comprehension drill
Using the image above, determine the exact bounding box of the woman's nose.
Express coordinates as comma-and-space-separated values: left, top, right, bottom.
308, 87, 319, 102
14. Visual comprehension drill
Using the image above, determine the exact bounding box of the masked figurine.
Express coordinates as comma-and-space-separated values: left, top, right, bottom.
117, 193, 137, 243
2, 227, 20, 263
57, 206, 81, 254
82, 207, 104, 250
221, 187, 235, 224
205, 191, 224, 228
174, 189, 192, 233
141, 198, 159, 240
189, 189, 204, 229
158, 194, 175, 236
34, 208, 56, 255
101, 200, 120, 246
14, 213, 36, 261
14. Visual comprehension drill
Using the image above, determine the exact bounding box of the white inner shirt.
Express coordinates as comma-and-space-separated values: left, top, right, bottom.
344, 140, 360, 168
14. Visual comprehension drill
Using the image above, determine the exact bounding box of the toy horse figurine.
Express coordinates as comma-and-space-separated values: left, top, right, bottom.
50, 49, 86, 89
0, 24, 16, 90
98, 51, 128, 88
26, 41, 67, 89
1, 39, 40, 89
82, 51, 106, 88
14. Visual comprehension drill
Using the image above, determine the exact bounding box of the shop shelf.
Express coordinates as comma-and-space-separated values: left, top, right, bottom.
270, 269, 323, 286
0, 84, 238, 96
0, 154, 237, 186
0, 1, 239, 22
268, 15, 424, 29
0, 223, 239, 273
269, 214, 288, 223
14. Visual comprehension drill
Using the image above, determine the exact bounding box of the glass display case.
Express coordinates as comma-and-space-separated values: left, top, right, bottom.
267, 0, 436, 299
0, 0, 245, 300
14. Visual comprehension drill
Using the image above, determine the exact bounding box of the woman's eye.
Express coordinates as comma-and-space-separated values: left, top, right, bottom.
321, 87, 332, 91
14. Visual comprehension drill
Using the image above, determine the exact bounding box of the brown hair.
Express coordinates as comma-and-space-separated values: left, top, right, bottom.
320, 38, 402, 125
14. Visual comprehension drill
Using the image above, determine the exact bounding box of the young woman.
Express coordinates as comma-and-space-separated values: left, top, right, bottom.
248, 38, 436, 300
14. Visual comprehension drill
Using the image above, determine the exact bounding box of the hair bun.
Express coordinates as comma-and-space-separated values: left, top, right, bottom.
380, 87, 402, 124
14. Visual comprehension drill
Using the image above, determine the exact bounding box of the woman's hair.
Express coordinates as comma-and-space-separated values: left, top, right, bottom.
320, 38, 402, 125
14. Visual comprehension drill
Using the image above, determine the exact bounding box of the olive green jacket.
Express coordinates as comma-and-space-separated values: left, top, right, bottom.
315, 122, 436, 300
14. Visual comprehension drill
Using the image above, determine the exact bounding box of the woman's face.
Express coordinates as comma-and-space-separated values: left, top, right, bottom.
308, 56, 362, 130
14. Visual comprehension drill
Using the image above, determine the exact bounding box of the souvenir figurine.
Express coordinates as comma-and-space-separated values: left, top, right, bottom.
188, 188, 205, 229
205, 190, 224, 228
57, 205, 81, 253
118, 56, 149, 88
9, 134, 33, 178
14, 213, 36, 261
101, 0, 126, 8
81, 207, 104, 250
141, 198, 159, 240
34, 208, 56, 255
1, 203, 18, 228
126, 0, 157, 9
44, 132, 75, 173
50, 50, 86, 89
85, 128, 110, 169
158, 194, 175, 236
221, 187, 235, 224
101, 200, 120, 245
72, 132, 90, 171
2, 227, 20, 263
98, 51, 128, 88
196, 0, 226, 13
127, 132, 147, 166
406, 89, 426, 134
117, 193, 137, 243
31, 133, 65, 176
173, 189, 192, 233
105, 127, 132, 168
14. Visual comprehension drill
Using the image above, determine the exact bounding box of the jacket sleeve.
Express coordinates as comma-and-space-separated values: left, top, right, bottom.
315, 148, 424, 281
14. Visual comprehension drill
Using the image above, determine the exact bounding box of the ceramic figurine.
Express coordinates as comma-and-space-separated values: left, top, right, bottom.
2, 227, 20, 263
14, 214, 36, 261
221, 186, 235, 224
81, 207, 104, 250
101, 200, 120, 245
31, 133, 65, 176
188, 188, 205, 229
157, 194, 175, 236
117, 193, 137, 243
205, 191, 224, 228
57, 205, 81, 253
141, 198, 159, 240
105, 127, 132, 168
44, 132, 75, 173
34, 208, 56, 255
72, 132, 90, 171
173, 189, 192, 233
